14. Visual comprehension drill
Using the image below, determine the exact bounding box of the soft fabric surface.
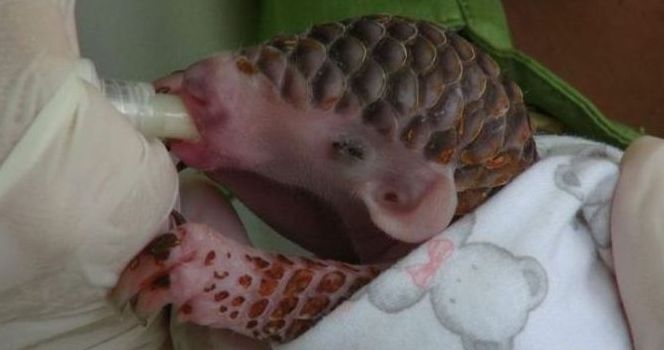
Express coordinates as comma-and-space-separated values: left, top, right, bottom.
277, 135, 631, 350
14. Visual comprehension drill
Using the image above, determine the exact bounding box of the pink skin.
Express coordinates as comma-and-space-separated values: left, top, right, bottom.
113, 54, 460, 343
178, 170, 250, 245
157, 54, 458, 263
111, 223, 378, 343
113, 168, 378, 344
175, 171, 267, 349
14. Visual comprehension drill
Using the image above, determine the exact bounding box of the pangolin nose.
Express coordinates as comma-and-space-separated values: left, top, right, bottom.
182, 57, 219, 104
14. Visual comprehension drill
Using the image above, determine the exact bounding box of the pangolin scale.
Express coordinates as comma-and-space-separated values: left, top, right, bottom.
237, 14, 537, 215
114, 15, 540, 346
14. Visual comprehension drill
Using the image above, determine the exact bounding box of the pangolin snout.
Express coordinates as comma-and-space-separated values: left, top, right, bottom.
181, 57, 219, 105
177, 56, 238, 139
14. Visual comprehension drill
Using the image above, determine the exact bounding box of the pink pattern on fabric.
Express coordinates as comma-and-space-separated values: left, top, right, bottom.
406, 238, 455, 289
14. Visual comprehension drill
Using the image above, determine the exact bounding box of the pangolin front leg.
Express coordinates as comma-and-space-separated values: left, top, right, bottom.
111, 223, 379, 343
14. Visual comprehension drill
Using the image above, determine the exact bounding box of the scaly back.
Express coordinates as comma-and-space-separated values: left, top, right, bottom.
237, 14, 537, 215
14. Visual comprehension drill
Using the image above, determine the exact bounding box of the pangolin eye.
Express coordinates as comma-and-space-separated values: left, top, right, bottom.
332, 138, 365, 161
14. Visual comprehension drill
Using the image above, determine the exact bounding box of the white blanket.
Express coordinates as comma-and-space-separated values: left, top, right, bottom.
278, 135, 631, 350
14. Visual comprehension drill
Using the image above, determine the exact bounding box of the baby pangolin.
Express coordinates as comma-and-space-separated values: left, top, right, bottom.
113, 14, 536, 344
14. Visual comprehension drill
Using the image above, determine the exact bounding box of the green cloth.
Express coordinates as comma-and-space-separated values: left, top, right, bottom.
257, 0, 642, 148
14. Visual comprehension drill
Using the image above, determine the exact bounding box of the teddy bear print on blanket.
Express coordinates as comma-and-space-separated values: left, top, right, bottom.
367, 215, 548, 350
276, 136, 631, 350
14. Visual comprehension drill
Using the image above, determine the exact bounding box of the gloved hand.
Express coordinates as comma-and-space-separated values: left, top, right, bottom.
612, 136, 664, 350
0, 1, 178, 349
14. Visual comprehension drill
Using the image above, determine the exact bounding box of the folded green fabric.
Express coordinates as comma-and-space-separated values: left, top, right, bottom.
258, 0, 642, 148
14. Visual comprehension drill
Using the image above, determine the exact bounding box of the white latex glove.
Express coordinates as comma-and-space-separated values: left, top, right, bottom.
612, 136, 664, 350
0, 1, 178, 349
